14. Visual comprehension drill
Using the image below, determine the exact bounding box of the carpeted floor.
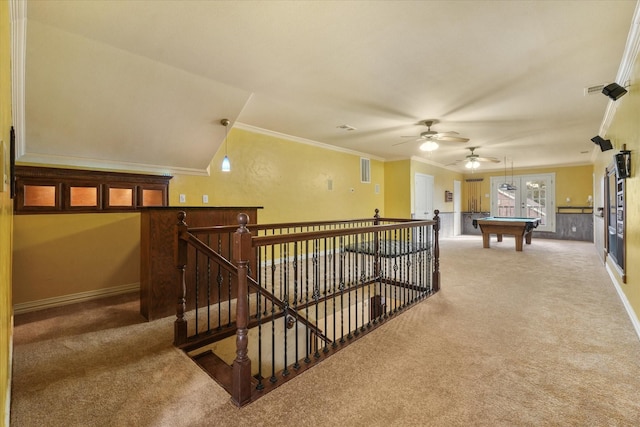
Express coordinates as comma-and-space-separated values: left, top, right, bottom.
10, 236, 640, 426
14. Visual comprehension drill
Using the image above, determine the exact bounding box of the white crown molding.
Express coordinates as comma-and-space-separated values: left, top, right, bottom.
234, 122, 386, 162
18, 152, 210, 176
600, 1, 640, 137
9, 0, 26, 158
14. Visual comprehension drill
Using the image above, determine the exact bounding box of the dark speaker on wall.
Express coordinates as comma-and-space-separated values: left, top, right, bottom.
591, 135, 613, 151
602, 82, 628, 101
614, 151, 631, 179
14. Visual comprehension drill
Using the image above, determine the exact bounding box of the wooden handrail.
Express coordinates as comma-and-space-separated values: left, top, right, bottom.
184, 216, 422, 234
251, 220, 435, 247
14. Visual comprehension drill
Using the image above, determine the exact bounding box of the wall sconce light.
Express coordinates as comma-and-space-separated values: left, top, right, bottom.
602, 82, 627, 101
591, 135, 613, 152
221, 118, 231, 172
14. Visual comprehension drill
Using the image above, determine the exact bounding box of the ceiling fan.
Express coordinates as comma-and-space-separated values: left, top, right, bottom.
456, 147, 500, 169
394, 120, 470, 152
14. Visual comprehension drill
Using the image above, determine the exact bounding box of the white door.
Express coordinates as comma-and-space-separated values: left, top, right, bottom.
490, 173, 555, 232
414, 173, 434, 220
454, 180, 461, 235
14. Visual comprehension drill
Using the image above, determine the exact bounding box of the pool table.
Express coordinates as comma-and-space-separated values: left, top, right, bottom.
472, 217, 540, 251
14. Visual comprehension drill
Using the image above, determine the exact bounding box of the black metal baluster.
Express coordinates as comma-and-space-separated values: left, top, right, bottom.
206, 234, 211, 332
403, 228, 408, 309
367, 231, 372, 328
313, 239, 321, 359
332, 236, 338, 348
282, 241, 290, 377
256, 287, 264, 391
353, 233, 361, 337
293, 242, 300, 370
339, 236, 346, 344
217, 235, 223, 330
270, 244, 277, 384
323, 237, 329, 353
304, 240, 311, 364
392, 229, 398, 314
227, 235, 232, 327
195, 250, 199, 335
360, 232, 366, 333
347, 233, 353, 339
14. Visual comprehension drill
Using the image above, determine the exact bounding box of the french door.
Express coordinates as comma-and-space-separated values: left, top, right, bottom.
490, 173, 555, 232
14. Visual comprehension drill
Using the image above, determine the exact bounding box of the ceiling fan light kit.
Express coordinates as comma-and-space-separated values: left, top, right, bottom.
419, 141, 439, 152
465, 159, 480, 169
394, 119, 469, 153
456, 147, 500, 170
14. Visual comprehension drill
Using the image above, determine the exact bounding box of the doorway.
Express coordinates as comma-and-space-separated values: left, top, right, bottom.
454, 179, 461, 235
414, 173, 434, 220
490, 173, 556, 232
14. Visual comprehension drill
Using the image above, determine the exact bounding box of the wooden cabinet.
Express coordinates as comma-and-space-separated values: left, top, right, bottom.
14, 166, 170, 213
140, 206, 260, 320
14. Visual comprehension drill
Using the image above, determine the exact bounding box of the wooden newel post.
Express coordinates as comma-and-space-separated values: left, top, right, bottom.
432, 210, 440, 292
174, 211, 188, 346
231, 213, 252, 407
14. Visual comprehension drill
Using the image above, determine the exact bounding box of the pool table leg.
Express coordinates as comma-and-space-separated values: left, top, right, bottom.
515, 233, 524, 251
496, 234, 503, 242
525, 231, 533, 245
482, 232, 490, 248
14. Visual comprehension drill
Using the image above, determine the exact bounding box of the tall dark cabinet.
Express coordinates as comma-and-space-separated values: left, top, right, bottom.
606, 166, 626, 282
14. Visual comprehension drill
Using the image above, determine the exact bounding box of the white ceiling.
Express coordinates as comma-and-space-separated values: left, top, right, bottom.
19, 0, 639, 175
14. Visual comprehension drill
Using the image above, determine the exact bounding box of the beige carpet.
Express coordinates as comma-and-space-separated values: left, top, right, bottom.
11, 236, 640, 426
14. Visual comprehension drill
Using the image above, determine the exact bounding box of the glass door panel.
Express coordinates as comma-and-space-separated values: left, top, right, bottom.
491, 173, 555, 232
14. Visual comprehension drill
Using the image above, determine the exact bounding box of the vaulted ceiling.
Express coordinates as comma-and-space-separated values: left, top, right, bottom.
17, 0, 638, 175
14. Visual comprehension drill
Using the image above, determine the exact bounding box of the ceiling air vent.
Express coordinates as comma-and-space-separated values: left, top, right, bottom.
584, 84, 606, 96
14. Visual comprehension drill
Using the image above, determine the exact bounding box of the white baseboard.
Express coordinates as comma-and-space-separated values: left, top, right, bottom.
606, 264, 640, 341
13, 283, 139, 315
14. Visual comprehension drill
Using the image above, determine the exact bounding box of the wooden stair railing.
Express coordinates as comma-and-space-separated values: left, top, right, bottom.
175, 209, 440, 407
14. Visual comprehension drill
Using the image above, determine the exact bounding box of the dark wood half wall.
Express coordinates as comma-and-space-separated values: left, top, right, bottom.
14, 165, 172, 213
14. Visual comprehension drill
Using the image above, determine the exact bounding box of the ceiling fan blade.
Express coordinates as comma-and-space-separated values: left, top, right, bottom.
476, 156, 500, 163
435, 135, 470, 143
392, 139, 420, 147
434, 131, 459, 136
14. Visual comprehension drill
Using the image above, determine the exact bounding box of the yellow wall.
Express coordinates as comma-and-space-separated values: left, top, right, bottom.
595, 49, 640, 320
1, 1, 13, 422
384, 160, 411, 218
170, 128, 385, 224
12, 213, 140, 304
461, 164, 594, 212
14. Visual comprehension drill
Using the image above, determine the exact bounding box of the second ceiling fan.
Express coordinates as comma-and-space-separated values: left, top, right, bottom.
458, 147, 500, 169
395, 120, 470, 152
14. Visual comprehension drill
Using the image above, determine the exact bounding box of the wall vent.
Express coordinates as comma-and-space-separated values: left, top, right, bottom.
360, 158, 371, 183
584, 84, 606, 96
